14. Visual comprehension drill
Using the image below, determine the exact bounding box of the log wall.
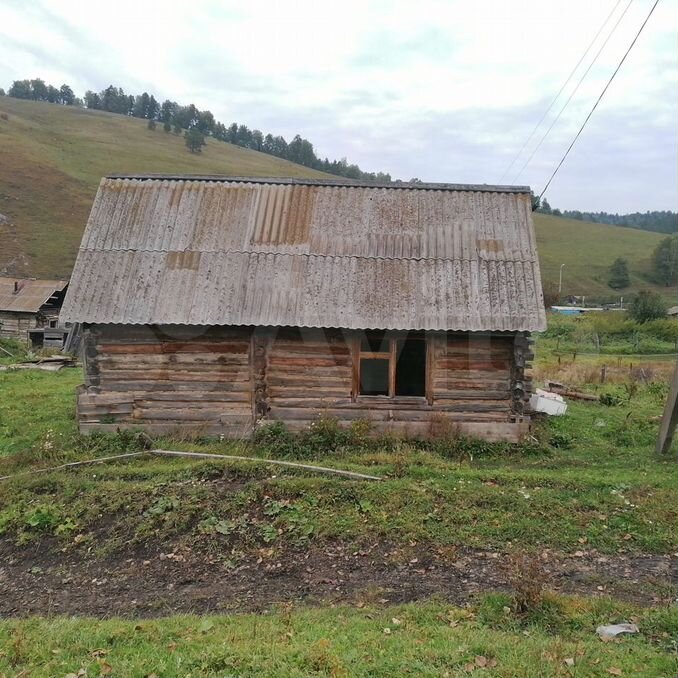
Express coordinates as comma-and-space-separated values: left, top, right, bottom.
78, 325, 253, 436
78, 325, 532, 441
0, 311, 38, 341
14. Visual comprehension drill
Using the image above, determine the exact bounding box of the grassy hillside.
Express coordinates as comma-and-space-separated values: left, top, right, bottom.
0, 97, 675, 304
534, 213, 674, 302
0, 97, 326, 278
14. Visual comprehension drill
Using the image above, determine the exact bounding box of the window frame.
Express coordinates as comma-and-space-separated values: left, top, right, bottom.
352, 332, 431, 403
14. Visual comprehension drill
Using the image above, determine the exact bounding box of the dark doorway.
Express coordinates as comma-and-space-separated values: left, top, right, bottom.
395, 338, 426, 396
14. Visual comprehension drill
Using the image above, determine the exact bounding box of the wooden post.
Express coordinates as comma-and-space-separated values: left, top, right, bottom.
600, 365, 607, 384
656, 361, 678, 455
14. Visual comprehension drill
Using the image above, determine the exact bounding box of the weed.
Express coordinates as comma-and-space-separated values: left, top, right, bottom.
198, 516, 235, 536
548, 431, 574, 449
145, 496, 180, 517
24, 504, 61, 531
502, 550, 548, 615
600, 388, 627, 407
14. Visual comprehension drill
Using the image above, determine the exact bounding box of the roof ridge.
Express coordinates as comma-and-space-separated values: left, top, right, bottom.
103, 174, 532, 194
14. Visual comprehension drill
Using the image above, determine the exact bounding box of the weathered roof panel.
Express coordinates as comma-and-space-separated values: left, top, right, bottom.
0, 278, 68, 313
61, 176, 546, 332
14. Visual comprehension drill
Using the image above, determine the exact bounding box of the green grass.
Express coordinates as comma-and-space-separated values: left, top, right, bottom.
0, 369, 677, 556
1, 597, 676, 677
1, 97, 675, 304
0, 368, 80, 455
0, 97, 327, 278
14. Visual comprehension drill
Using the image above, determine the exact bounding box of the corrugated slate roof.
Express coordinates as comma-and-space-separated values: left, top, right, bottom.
61, 176, 546, 332
0, 278, 68, 313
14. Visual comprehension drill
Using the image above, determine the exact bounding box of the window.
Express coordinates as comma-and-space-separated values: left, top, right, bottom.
49, 319, 57, 328
357, 332, 427, 398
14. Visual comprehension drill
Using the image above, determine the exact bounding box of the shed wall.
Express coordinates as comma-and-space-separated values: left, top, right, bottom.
78, 325, 531, 441
0, 311, 38, 340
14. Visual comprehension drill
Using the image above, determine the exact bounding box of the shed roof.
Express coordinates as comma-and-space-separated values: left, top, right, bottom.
0, 277, 68, 313
61, 176, 546, 332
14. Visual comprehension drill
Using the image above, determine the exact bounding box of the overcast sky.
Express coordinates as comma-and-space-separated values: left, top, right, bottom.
1, 0, 676, 212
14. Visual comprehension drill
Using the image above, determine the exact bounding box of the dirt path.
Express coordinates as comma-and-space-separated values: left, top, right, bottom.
1, 539, 676, 618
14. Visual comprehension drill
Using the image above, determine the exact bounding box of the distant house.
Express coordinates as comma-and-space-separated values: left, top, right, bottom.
0, 277, 68, 344
61, 175, 546, 441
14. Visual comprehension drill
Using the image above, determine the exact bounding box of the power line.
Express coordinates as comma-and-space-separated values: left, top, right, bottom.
498, 0, 623, 183
513, 0, 634, 183
538, 0, 660, 202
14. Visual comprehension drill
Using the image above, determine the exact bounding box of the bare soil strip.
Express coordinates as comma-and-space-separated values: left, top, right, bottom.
1, 539, 675, 618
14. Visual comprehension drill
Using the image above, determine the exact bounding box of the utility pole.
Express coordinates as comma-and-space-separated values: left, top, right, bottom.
657, 361, 678, 455
558, 263, 565, 294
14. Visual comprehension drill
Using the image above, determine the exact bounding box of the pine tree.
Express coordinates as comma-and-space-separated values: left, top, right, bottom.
59, 84, 75, 105
163, 120, 172, 133
147, 118, 156, 130
652, 235, 678, 286
608, 257, 630, 289
184, 127, 206, 153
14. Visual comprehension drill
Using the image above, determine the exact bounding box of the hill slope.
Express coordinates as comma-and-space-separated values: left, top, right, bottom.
0, 97, 674, 302
534, 213, 672, 301
0, 97, 326, 278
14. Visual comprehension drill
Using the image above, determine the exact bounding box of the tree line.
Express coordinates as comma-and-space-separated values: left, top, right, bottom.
4, 78, 391, 182
535, 197, 677, 235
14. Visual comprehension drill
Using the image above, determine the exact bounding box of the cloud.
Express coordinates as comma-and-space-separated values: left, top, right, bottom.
0, 0, 675, 212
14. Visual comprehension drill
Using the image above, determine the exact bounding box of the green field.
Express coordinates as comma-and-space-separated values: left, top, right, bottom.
1, 97, 675, 304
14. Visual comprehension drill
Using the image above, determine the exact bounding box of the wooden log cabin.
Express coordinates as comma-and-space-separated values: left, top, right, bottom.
60, 175, 546, 442
0, 277, 68, 342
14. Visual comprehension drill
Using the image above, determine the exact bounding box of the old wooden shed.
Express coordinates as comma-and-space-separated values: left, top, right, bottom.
0, 277, 68, 342
60, 175, 546, 441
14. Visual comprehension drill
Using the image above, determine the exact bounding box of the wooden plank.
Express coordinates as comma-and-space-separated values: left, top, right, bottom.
98, 353, 249, 366
434, 379, 510, 390
269, 344, 351, 357
98, 369, 251, 382
133, 408, 252, 422
267, 376, 351, 388
268, 356, 351, 368
135, 398, 250, 410
78, 403, 134, 415
268, 388, 351, 399
434, 391, 510, 401
100, 381, 251, 393
657, 361, 678, 454
437, 358, 510, 371
265, 365, 351, 378
99, 342, 250, 355
132, 391, 251, 402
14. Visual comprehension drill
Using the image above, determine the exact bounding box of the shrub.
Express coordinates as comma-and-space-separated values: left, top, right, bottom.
252, 421, 297, 457
642, 318, 678, 343
304, 414, 351, 453
629, 290, 666, 323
